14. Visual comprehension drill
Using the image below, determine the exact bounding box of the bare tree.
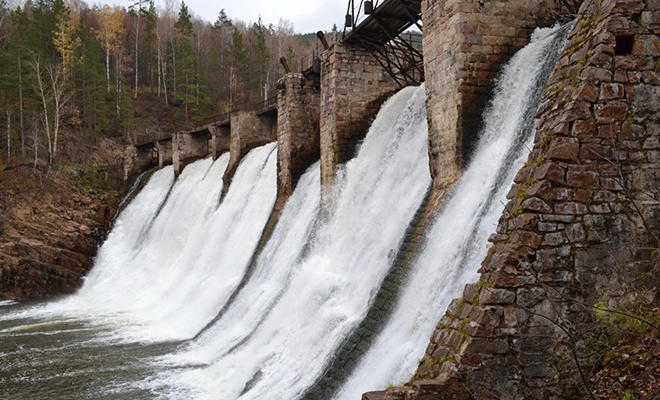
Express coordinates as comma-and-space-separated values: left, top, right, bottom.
47, 63, 69, 161
31, 56, 53, 163
131, 0, 143, 98
30, 56, 69, 164
5, 110, 11, 163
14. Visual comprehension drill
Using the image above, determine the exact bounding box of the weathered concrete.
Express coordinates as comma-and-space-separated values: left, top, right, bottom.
223, 111, 277, 189
155, 139, 172, 169
319, 42, 399, 190
172, 131, 210, 175
422, 0, 575, 191
380, 1, 660, 398
276, 73, 321, 199
123, 144, 155, 181
209, 125, 231, 161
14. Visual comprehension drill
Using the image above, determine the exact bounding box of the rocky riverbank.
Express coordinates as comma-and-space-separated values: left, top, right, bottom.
0, 153, 123, 300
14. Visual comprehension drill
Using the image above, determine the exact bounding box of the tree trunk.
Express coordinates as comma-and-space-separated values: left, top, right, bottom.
106, 46, 111, 93
6, 110, 11, 163
134, 0, 141, 99
18, 51, 25, 159
32, 58, 53, 164
157, 41, 162, 97
171, 41, 176, 98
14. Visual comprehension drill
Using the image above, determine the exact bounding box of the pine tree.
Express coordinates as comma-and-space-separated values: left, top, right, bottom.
174, 1, 195, 121
251, 17, 270, 102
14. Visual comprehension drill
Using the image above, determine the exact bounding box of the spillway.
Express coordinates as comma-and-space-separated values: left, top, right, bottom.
0, 23, 568, 400
335, 24, 569, 399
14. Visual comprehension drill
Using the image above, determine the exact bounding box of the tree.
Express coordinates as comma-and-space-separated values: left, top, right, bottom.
142, 0, 156, 90
95, 5, 124, 93
251, 17, 270, 101
0, 0, 8, 42
129, 0, 146, 98
225, 25, 250, 110
52, 1, 79, 73
174, 1, 194, 120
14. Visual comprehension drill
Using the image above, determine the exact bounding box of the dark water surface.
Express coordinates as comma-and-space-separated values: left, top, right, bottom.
0, 300, 182, 400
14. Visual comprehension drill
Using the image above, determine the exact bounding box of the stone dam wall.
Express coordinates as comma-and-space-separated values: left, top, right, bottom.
117, 0, 660, 397
365, 0, 660, 398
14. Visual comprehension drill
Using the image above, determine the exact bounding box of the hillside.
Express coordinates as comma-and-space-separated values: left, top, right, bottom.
0, 91, 184, 300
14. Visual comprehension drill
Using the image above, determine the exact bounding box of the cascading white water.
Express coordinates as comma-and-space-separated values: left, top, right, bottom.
152, 85, 432, 400
165, 161, 322, 367
81, 144, 277, 342
0, 144, 277, 341
334, 25, 569, 399
0, 164, 176, 326
0, 22, 569, 400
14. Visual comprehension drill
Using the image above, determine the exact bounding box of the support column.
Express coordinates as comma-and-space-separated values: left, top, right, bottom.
155, 139, 172, 169
223, 112, 277, 188
319, 42, 399, 191
422, 0, 571, 191
209, 125, 231, 161
123, 144, 156, 181
172, 131, 209, 175
276, 73, 321, 199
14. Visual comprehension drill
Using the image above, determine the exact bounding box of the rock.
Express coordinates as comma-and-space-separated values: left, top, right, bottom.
78, 225, 92, 236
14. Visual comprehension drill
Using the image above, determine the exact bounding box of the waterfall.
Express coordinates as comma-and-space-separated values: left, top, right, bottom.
335, 24, 569, 399
149, 85, 431, 400
0, 23, 569, 400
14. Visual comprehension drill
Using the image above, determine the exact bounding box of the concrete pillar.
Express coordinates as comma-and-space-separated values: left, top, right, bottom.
422, 0, 570, 192
276, 73, 321, 199
209, 125, 231, 161
123, 144, 156, 181
223, 112, 277, 188
155, 139, 172, 169
173, 131, 211, 175
319, 42, 398, 191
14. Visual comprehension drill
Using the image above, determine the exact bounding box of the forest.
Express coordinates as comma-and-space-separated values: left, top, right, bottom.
0, 0, 322, 166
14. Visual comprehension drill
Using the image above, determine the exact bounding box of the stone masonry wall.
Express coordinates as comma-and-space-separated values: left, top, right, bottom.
422, 0, 572, 192
223, 112, 277, 189
277, 73, 321, 199
320, 43, 399, 190
364, 1, 660, 398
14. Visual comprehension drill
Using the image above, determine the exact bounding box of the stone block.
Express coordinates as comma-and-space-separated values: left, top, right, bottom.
508, 214, 539, 231
565, 222, 587, 243
634, 34, 660, 56
533, 162, 565, 183
596, 101, 629, 123
516, 287, 546, 308
541, 230, 567, 246
599, 82, 625, 100
479, 288, 516, 305
521, 197, 552, 213
554, 202, 588, 214
525, 180, 552, 199
566, 166, 600, 188
572, 119, 597, 138
547, 137, 579, 162
509, 230, 543, 248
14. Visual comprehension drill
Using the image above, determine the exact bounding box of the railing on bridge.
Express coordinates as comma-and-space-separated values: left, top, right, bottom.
132, 130, 173, 147
342, 0, 424, 86
191, 111, 232, 132
131, 96, 280, 146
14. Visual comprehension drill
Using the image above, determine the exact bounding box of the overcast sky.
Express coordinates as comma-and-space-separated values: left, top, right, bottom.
106, 0, 348, 34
